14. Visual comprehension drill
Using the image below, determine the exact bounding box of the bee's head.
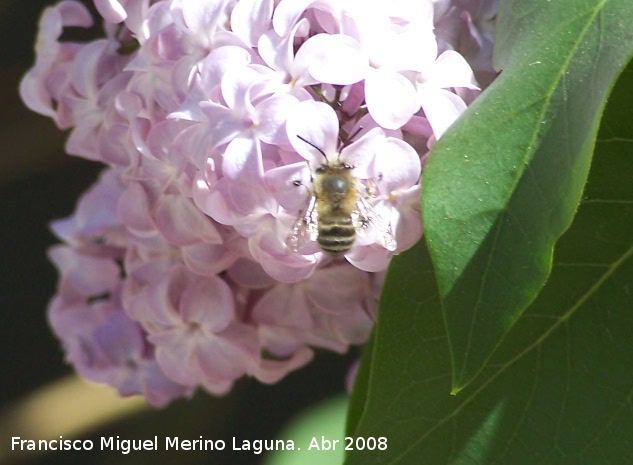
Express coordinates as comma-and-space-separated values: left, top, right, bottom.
315, 161, 353, 173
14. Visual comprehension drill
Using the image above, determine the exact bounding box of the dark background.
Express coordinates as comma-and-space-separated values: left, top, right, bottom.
0, 1, 354, 463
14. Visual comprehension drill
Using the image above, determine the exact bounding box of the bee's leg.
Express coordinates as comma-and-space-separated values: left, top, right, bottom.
292, 160, 314, 193
292, 179, 312, 197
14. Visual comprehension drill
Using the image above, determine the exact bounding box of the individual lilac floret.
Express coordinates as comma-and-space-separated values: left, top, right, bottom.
20, 0, 497, 406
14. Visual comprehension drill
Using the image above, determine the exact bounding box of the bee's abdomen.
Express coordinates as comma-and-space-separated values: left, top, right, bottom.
317, 217, 355, 256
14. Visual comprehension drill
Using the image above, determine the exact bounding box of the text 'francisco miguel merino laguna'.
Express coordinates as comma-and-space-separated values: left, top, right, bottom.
12, 436, 296, 455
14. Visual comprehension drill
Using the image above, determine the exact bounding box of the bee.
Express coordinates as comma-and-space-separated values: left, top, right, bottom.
287, 134, 397, 256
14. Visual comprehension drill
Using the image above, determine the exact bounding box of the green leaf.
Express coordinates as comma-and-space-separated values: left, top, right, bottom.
422, 0, 633, 390
344, 50, 633, 465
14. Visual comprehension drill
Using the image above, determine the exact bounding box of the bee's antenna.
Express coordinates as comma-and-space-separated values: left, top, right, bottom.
296, 135, 329, 162
338, 126, 364, 158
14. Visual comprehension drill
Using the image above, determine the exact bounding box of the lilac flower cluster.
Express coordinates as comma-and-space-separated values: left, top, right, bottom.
21, 0, 496, 406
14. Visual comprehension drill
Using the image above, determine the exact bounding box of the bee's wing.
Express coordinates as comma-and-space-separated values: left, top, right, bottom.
286, 195, 319, 252
353, 193, 397, 252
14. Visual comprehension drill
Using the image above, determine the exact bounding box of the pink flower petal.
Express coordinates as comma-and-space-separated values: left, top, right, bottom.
339, 127, 385, 178
227, 258, 277, 289
429, 50, 479, 90
220, 65, 261, 113
182, 242, 236, 276
286, 100, 339, 164
196, 46, 253, 97
252, 284, 313, 330
231, 0, 274, 47
179, 275, 235, 331
264, 162, 312, 212
295, 33, 368, 85
373, 137, 421, 192
305, 265, 369, 314
197, 323, 260, 378
365, 69, 419, 129
152, 321, 259, 385
328, 301, 374, 345
154, 195, 222, 246
255, 94, 299, 145
48, 246, 120, 296
345, 246, 392, 272
272, 0, 340, 37
253, 346, 314, 383
170, 0, 231, 40
392, 202, 423, 252
196, 101, 246, 146
418, 87, 467, 138
117, 182, 155, 236
94, 0, 128, 23
50, 169, 122, 242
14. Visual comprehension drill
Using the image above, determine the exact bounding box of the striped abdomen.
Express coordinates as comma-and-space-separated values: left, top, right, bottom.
317, 215, 356, 256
